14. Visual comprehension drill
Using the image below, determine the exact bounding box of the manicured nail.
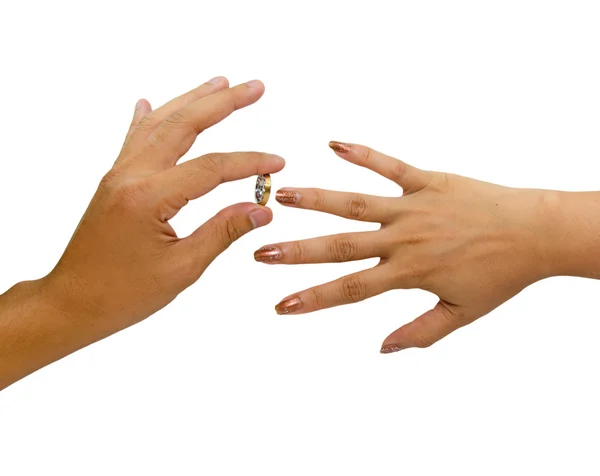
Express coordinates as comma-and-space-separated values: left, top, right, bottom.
246, 79, 262, 88
329, 141, 352, 153
208, 76, 224, 85
380, 344, 404, 354
249, 208, 271, 228
275, 190, 299, 204
254, 246, 283, 263
275, 297, 302, 315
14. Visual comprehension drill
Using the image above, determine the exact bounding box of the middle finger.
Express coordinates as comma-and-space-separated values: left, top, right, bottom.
123, 76, 230, 155
145, 80, 265, 169
254, 231, 386, 264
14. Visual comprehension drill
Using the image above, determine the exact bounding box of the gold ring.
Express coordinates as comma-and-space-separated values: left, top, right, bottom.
255, 174, 271, 205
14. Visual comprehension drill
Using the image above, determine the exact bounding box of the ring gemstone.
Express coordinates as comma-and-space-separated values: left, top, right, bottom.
255, 174, 271, 205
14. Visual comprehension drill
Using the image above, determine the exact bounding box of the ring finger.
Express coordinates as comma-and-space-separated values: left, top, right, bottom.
274, 264, 393, 315
254, 231, 386, 264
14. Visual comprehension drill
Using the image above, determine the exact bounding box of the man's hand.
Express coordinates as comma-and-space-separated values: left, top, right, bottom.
0, 77, 284, 389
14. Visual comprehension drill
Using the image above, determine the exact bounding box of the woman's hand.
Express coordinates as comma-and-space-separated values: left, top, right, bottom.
0, 77, 284, 389
254, 141, 554, 353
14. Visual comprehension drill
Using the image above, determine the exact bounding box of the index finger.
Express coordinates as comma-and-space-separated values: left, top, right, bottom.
152, 151, 285, 220
329, 141, 432, 194
147, 80, 266, 168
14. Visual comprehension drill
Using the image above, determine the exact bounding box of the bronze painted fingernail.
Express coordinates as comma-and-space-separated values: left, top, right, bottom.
329, 141, 352, 153
275, 297, 302, 315
275, 190, 299, 204
380, 344, 404, 354
254, 246, 283, 263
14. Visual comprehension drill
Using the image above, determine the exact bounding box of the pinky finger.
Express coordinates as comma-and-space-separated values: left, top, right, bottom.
114, 99, 153, 166
274, 264, 393, 315
124, 99, 152, 145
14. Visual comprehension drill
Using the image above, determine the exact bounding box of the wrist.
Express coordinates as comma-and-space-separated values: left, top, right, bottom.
0, 278, 69, 389
1, 278, 49, 313
507, 188, 558, 282
532, 189, 565, 279
540, 190, 600, 278
37, 271, 83, 324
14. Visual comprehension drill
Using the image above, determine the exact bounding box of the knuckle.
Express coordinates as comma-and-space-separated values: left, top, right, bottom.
220, 217, 242, 248
148, 126, 170, 147
116, 179, 152, 210
402, 233, 427, 246
443, 305, 470, 327
361, 147, 372, 165
412, 305, 465, 349
391, 160, 407, 183
225, 90, 238, 111
413, 332, 436, 349
163, 111, 189, 128
392, 261, 426, 288
98, 169, 153, 212
340, 274, 368, 303
432, 172, 451, 193
328, 236, 358, 263
407, 262, 426, 283
345, 194, 368, 219
291, 241, 305, 263
198, 153, 224, 176
136, 115, 159, 133
98, 168, 121, 190
308, 288, 325, 311
313, 189, 326, 211
98, 168, 152, 209
422, 172, 450, 193
442, 173, 450, 193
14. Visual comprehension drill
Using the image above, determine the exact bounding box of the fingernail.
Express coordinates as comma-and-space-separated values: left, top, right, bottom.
275, 190, 299, 204
208, 76, 224, 85
329, 141, 352, 153
270, 154, 286, 166
246, 79, 262, 88
135, 99, 144, 111
275, 297, 302, 315
380, 344, 404, 354
249, 208, 270, 228
254, 246, 283, 263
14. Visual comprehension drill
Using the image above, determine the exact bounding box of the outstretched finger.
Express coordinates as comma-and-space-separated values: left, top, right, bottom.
152, 152, 285, 221
114, 99, 153, 166
121, 99, 152, 147
146, 80, 266, 168
274, 264, 393, 315
380, 301, 473, 353
329, 141, 432, 194
273, 187, 395, 223
254, 231, 385, 265
126, 76, 229, 148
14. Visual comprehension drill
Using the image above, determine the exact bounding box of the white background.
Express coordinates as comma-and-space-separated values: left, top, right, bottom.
1, 1, 600, 474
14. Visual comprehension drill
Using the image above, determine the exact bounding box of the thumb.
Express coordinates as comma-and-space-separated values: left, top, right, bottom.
380, 301, 468, 354
182, 202, 273, 278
